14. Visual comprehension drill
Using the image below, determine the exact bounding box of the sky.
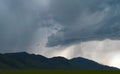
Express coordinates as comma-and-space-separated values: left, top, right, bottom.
0, 0, 120, 68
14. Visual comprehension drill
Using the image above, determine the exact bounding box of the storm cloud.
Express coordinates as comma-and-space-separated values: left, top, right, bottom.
1, 0, 120, 51
47, 0, 120, 47
0, 0, 51, 52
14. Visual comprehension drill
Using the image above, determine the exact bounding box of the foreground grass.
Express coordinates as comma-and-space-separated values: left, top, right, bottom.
0, 70, 120, 74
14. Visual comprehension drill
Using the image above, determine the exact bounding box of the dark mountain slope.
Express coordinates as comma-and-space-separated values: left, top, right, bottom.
0, 52, 119, 70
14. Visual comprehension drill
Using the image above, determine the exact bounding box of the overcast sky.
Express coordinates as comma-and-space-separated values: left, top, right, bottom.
0, 0, 120, 68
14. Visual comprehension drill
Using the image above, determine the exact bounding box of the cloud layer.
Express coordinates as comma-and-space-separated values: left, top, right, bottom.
47, 0, 120, 47
0, 0, 50, 52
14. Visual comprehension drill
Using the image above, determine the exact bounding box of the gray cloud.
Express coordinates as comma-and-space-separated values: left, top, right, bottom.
0, 0, 51, 52
47, 0, 120, 47
1, 0, 120, 55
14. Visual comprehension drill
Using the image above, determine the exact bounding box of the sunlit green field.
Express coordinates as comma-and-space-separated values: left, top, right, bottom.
0, 70, 120, 74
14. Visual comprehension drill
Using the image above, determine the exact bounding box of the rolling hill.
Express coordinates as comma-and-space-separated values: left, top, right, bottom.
0, 52, 119, 70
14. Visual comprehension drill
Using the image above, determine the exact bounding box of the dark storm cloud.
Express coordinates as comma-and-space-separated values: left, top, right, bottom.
47, 0, 120, 47
0, 0, 50, 52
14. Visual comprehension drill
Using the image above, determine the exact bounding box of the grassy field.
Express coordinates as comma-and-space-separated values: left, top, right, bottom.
0, 70, 120, 74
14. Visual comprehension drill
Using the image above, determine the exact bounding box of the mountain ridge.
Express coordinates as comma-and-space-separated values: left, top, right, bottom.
0, 52, 119, 70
